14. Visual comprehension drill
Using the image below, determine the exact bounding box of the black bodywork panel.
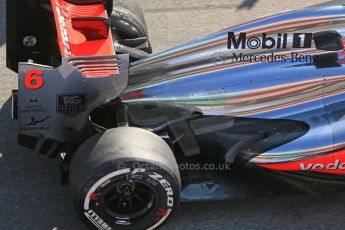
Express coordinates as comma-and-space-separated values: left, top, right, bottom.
6, 0, 61, 72
126, 103, 309, 163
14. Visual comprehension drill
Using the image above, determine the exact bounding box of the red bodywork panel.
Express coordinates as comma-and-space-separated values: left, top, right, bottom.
257, 149, 345, 174
50, 0, 119, 77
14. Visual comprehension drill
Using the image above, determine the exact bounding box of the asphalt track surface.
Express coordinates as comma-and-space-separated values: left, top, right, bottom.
1, 0, 345, 229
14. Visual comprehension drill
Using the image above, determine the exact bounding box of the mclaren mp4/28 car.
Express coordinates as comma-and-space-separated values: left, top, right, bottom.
6, 0, 345, 229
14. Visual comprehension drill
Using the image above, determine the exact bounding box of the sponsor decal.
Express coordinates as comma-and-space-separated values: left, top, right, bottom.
228, 32, 313, 50
300, 160, 345, 171
56, 94, 87, 116
20, 116, 50, 131
211, 52, 227, 65
222, 32, 319, 64
148, 172, 174, 208
256, 150, 345, 174
230, 52, 316, 63
84, 210, 112, 230
30, 98, 38, 104
19, 98, 48, 114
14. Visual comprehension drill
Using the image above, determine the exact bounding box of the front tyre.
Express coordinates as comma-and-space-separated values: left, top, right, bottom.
69, 127, 181, 230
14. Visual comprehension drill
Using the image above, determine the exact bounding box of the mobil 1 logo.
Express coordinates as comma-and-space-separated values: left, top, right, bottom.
228, 32, 313, 50
57, 94, 87, 116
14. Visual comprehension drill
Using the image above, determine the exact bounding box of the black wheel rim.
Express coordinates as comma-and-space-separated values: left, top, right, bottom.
100, 180, 156, 220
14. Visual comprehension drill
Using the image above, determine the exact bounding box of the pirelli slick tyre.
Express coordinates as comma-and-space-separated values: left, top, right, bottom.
69, 127, 181, 230
110, 0, 152, 54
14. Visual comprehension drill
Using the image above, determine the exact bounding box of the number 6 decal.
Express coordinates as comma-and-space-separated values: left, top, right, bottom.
24, 70, 44, 89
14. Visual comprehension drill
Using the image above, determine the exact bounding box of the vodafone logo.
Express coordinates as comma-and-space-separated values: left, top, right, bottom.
300, 160, 345, 171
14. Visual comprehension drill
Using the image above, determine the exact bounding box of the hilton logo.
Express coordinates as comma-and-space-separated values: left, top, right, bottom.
228, 32, 313, 50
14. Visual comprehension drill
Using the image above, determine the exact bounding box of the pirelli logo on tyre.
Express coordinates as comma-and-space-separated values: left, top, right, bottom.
56, 94, 87, 116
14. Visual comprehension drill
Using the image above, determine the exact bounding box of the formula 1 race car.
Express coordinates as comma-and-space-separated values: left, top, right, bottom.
6, 0, 345, 229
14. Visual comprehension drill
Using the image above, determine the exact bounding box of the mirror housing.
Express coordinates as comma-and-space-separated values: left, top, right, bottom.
313, 30, 343, 51
313, 53, 341, 69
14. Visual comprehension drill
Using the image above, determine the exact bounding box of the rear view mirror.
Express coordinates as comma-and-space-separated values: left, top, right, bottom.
313, 30, 343, 51
313, 53, 341, 69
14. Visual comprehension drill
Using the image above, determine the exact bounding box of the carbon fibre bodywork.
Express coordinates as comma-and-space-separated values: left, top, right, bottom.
122, 5, 345, 175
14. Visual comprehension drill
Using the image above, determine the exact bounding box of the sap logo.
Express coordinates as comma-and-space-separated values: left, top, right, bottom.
300, 160, 345, 170
228, 32, 313, 50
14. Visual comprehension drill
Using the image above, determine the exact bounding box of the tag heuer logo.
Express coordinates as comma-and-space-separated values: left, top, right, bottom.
57, 94, 87, 116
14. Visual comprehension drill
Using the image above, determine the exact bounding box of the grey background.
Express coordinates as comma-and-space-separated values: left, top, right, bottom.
1, 0, 345, 229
